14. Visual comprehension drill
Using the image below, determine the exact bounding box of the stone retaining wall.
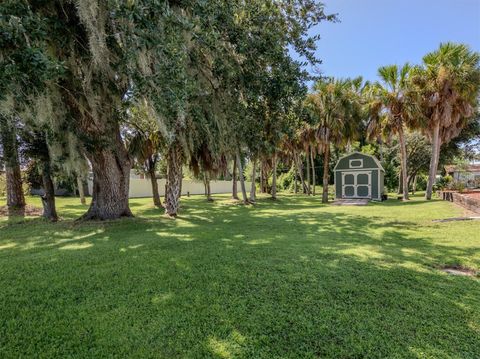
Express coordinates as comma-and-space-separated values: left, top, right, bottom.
439, 191, 480, 214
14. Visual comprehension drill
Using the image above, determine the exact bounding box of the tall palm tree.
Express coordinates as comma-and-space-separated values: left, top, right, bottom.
370, 64, 418, 200
415, 43, 480, 199
305, 78, 360, 203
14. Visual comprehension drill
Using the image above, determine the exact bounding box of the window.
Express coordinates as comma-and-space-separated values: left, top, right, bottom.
349, 159, 363, 168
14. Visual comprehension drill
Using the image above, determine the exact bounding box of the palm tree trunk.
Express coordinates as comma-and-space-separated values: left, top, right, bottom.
322, 144, 330, 203
40, 160, 58, 222
232, 156, 239, 199
426, 121, 440, 200
148, 165, 162, 207
77, 176, 86, 205
236, 151, 248, 204
250, 158, 256, 203
271, 152, 277, 200
293, 151, 308, 193
164, 142, 183, 217
310, 146, 316, 196
306, 151, 311, 195
398, 127, 409, 200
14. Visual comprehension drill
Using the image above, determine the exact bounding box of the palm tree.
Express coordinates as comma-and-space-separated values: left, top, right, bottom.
305, 78, 361, 203
369, 64, 419, 200
128, 129, 164, 208
415, 43, 480, 199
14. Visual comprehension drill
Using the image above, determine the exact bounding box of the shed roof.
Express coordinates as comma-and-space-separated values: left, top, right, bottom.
334, 151, 385, 172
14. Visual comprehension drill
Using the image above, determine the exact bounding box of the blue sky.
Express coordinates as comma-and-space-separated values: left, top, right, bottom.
305, 0, 480, 84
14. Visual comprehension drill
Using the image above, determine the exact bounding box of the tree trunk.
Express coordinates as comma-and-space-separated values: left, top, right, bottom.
236, 151, 248, 204
206, 178, 213, 202
412, 174, 417, 195
0, 120, 25, 213
397, 170, 403, 194
232, 156, 239, 199
80, 133, 133, 220
250, 158, 256, 203
322, 144, 330, 203
310, 146, 316, 196
77, 176, 86, 205
259, 161, 265, 193
397, 127, 409, 200
271, 152, 277, 200
293, 163, 298, 194
148, 165, 162, 207
41, 161, 58, 222
306, 151, 311, 195
426, 121, 440, 200
164, 143, 183, 217
294, 151, 308, 193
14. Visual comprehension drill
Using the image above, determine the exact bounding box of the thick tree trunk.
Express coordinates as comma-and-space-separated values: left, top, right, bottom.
5, 164, 25, 212
0, 121, 25, 212
398, 127, 409, 200
77, 176, 86, 205
271, 152, 277, 200
322, 145, 330, 203
426, 121, 440, 200
310, 146, 316, 196
41, 161, 58, 222
164, 143, 183, 217
80, 133, 132, 220
236, 152, 248, 204
148, 165, 162, 207
232, 156, 239, 199
250, 158, 256, 203
306, 151, 311, 195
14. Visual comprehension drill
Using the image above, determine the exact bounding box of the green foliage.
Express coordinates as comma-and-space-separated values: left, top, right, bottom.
0, 194, 479, 357
0, 174, 5, 197
277, 166, 296, 192
435, 175, 453, 190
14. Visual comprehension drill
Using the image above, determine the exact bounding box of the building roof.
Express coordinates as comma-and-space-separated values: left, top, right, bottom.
334, 151, 385, 172
445, 164, 480, 173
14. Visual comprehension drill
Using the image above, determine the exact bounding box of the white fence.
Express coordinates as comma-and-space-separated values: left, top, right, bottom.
87, 178, 251, 198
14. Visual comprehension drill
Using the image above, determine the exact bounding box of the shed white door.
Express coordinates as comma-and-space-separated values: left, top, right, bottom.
342, 171, 371, 198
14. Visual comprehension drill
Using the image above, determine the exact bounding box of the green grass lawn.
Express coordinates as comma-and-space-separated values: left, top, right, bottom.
0, 193, 479, 358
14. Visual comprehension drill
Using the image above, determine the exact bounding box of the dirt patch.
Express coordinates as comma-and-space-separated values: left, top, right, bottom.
0, 205, 43, 217
440, 265, 477, 277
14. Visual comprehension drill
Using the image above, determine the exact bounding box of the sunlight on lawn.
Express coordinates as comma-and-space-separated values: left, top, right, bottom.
0, 193, 478, 357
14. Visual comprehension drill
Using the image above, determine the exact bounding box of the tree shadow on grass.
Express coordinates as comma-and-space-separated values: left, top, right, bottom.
0, 194, 479, 357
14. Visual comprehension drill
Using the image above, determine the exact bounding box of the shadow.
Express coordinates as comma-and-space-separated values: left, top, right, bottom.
0, 193, 478, 357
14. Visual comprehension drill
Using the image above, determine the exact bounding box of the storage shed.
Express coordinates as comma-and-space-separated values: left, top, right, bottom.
334, 152, 385, 201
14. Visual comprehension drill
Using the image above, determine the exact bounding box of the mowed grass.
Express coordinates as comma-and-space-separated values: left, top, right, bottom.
0, 193, 479, 358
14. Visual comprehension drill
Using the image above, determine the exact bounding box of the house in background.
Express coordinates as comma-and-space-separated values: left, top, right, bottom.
444, 163, 480, 188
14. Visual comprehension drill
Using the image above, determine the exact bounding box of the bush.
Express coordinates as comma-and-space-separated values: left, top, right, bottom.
434, 175, 453, 191
277, 167, 296, 192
